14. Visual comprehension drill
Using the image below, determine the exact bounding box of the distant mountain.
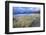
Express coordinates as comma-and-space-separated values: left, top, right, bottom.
13, 7, 40, 15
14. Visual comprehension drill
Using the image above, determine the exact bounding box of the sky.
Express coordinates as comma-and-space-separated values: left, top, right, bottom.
13, 7, 40, 15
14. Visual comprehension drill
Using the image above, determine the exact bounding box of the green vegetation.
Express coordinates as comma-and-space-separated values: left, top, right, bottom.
13, 14, 40, 28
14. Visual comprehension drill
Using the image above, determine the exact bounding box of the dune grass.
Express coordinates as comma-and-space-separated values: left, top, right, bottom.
13, 14, 40, 28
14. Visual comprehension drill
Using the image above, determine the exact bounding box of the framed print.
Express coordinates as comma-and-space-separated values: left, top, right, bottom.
5, 1, 45, 34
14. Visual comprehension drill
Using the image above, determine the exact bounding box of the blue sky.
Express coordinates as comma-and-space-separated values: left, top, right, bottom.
13, 7, 40, 15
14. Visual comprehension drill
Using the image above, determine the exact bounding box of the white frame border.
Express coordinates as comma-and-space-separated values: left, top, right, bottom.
9, 3, 43, 32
